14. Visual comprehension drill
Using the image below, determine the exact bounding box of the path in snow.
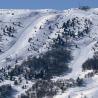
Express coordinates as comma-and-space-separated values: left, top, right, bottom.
53, 39, 96, 81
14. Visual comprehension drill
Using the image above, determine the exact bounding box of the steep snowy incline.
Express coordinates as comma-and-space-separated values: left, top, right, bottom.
54, 40, 96, 81
1, 9, 98, 98
0, 13, 57, 68
53, 9, 98, 98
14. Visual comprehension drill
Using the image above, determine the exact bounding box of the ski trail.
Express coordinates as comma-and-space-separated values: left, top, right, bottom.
66, 41, 96, 79
53, 40, 96, 81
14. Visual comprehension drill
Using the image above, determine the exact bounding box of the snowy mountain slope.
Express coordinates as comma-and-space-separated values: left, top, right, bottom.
0, 13, 57, 68
0, 8, 98, 98
53, 9, 98, 98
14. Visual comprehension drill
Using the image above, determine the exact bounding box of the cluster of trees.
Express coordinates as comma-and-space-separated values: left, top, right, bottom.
79, 6, 91, 11
82, 58, 98, 70
18, 77, 84, 98
52, 34, 66, 48
13, 22, 23, 27
27, 80, 57, 98
76, 77, 84, 86
0, 84, 13, 98
62, 17, 92, 39
17, 80, 58, 98
3, 25, 16, 37
8, 46, 72, 80
82, 53, 98, 71
84, 71, 95, 78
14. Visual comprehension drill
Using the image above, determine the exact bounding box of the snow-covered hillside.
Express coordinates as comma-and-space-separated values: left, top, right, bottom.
0, 8, 98, 98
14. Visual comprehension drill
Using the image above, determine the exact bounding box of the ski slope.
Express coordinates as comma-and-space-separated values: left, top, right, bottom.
0, 11, 58, 68
0, 9, 98, 98
54, 8, 98, 98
